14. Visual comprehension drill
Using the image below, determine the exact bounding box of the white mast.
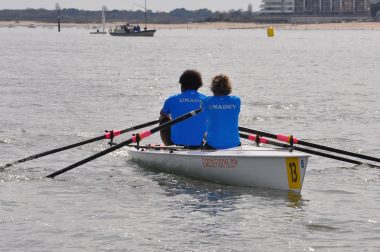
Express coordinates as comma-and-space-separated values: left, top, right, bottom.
101, 6, 107, 32
144, 0, 147, 31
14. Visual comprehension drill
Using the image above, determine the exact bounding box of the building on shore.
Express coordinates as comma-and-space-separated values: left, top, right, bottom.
294, 0, 370, 14
370, 0, 380, 18
257, 0, 374, 22
260, 0, 295, 14
261, 0, 370, 14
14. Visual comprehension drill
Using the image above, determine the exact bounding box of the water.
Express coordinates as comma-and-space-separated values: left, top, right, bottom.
1, 26, 379, 251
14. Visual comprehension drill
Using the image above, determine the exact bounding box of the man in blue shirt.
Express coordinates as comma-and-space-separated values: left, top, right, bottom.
160, 70, 207, 147
202, 74, 241, 149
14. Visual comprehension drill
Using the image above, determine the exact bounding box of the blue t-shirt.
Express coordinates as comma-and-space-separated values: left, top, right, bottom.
202, 95, 241, 149
161, 90, 207, 146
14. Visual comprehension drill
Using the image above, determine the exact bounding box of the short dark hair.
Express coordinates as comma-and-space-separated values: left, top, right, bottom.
210, 74, 232, 96
179, 69, 203, 91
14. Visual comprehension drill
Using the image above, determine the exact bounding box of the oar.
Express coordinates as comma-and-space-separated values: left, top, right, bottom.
46, 108, 202, 178
0, 120, 159, 171
239, 127, 380, 164
240, 133, 380, 169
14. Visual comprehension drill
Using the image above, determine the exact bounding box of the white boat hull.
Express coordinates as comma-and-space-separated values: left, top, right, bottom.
127, 145, 309, 193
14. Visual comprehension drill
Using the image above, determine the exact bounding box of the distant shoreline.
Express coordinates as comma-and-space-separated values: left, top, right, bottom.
2, 21, 380, 30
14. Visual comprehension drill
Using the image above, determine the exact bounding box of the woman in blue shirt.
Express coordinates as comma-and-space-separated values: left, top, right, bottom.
160, 69, 207, 147
202, 74, 241, 149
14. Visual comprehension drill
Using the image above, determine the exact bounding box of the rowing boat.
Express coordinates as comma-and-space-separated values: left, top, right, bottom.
126, 144, 310, 193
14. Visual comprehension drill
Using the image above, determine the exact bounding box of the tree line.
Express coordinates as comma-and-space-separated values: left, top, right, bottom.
0, 7, 256, 24
1, 4, 378, 23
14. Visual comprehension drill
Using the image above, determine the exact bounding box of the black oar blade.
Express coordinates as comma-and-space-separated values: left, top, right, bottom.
46, 138, 134, 178
240, 133, 380, 169
239, 127, 380, 164
1, 120, 160, 171
0, 136, 104, 171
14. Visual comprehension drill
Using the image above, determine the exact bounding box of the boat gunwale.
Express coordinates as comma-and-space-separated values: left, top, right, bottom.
126, 146, 311, 158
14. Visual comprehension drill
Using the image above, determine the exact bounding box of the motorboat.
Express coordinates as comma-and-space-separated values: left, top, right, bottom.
109, 25, 156, 36
109, 0, 156, 37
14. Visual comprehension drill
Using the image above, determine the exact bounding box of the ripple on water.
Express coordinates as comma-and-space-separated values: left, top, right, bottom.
0, 28, 380, 251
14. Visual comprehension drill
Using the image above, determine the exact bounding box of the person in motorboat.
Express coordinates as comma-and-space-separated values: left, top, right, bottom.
202, 74, 241, 149
160, 69, 207, 148
133, 25, 140, 32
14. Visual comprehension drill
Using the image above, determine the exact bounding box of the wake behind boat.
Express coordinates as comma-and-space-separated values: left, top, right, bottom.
127, 144, 310, 193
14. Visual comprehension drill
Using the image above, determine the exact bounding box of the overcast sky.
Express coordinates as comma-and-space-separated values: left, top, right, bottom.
1, 0, 261, 12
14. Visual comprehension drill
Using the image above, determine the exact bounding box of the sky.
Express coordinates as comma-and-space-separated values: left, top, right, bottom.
1, 0, 261, 12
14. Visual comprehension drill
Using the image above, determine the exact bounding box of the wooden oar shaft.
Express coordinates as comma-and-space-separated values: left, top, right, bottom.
0, 120, 159, 171
45, 109, 202, 178
240, 133, 380, 168
239, 127, 380, 164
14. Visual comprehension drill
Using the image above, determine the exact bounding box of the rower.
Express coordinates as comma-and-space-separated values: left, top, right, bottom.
202, 74, 241, 149
159, 69, 207, 148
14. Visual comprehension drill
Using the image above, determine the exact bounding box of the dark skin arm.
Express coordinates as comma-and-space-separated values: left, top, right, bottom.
159, 110, 174, 146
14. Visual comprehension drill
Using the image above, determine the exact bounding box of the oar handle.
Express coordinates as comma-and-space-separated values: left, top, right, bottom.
239, 127, 380, 164
45, 109, 202, 178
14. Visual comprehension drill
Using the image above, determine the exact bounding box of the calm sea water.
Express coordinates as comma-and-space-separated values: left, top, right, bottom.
0, 26, 379, 251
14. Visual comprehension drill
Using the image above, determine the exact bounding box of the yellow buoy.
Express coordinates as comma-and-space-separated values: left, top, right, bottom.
267, 26, 274, 37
